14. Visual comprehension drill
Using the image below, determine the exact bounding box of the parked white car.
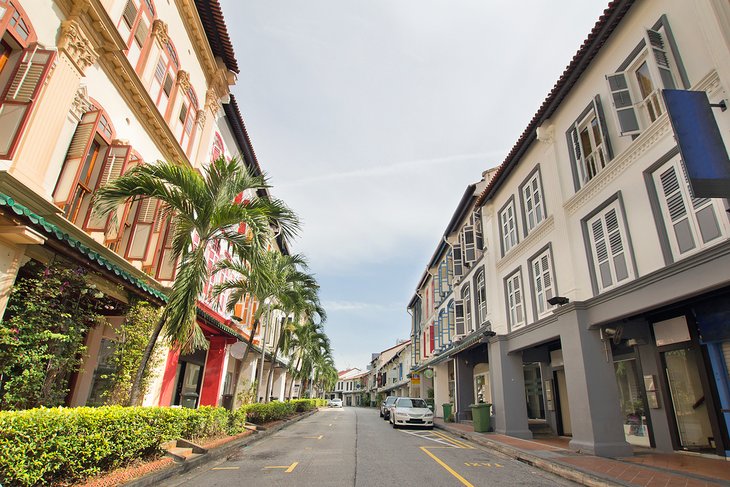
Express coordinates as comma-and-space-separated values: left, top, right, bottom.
329, 398, 343, 408
389, 397, 433, 429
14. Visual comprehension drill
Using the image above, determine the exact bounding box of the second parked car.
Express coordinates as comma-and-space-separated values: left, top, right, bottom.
380, 396, 398, 420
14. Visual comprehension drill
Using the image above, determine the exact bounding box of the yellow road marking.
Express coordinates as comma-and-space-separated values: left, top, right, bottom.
264, 461, 298, 473
432, 430, 474, 449
464, 462, 504, 467
420, 447, 474, 487
212, 466, 240, 470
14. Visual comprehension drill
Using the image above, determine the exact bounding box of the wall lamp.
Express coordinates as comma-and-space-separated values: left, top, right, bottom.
482, 330, 496, 338
547, 296, 570, 306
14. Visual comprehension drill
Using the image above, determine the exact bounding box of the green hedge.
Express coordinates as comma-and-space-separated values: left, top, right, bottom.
0, 400, 322, 487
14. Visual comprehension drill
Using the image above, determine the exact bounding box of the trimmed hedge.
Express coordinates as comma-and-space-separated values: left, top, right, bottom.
0, 400, 323, 486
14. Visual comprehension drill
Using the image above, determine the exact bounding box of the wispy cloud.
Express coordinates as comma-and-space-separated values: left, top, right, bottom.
323, 300, 402, 312
278, 150, 503, 188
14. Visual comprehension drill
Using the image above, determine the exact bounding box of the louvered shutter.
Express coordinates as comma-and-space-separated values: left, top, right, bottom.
122, 0, 138, 28
0, 48, 56, 157
474, 210, 484, 251
156, 217, 178, 281
452, 243, 463, 277
658, 165, 695, 254
593, 95, 613, 160
84, 144, 131, 231
134, 17, 149, 47
606, 72, 640, 135
589, 206, 630, 292
126, 197, 159, 260
462, 225, 476, 264
645, 29, 675, 90
429, 322, 435, 353
53, 110, 102, 206
454, 300, 465, 336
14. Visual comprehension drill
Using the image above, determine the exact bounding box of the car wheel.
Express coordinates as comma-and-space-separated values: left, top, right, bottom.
427, 426, 434, 430
379, 411, 383, 417
392, 421, 398, 429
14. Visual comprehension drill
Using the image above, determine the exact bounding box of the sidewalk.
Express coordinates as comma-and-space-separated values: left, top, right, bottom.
434, 418, 730, 487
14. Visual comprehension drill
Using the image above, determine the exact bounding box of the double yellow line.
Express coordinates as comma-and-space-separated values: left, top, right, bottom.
418, 430, 476, 487
430, 430, 474, 449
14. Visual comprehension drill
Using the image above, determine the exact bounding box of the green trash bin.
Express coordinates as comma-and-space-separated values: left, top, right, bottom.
470, 403, 491, 432
442, 403, 453, 422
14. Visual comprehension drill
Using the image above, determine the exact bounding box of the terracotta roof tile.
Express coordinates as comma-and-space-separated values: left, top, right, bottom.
194, 0, 239, 74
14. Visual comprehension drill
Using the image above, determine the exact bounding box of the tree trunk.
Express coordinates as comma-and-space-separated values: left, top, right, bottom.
264, 327, 286, 401
129, 313, 165, 406
286, 355, 302, 399
230, 319, 259, 408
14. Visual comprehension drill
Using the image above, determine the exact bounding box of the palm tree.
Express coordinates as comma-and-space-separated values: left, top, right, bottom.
290, 322, 331, 398
93, 157, 299, 405
264, 276, 326, 401
212, 250, 313, 403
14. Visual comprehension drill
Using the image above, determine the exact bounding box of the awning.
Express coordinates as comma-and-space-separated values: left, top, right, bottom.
411, 322, 493, 372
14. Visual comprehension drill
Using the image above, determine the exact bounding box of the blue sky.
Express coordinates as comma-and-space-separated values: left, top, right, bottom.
221, 0, 609, 369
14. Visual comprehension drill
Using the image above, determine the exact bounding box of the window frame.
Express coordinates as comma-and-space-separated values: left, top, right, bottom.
504, 268, 526, 331
566, 97, 614, 191
528, 245, 557, 319
461, 284, 472, 333
519, 166, 547, 236
499, 196, 519, 257
581, 193, 637, 295
474, 268, 487, 327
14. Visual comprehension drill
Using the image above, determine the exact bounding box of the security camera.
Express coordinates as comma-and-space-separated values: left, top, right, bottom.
547, 296, 569, 306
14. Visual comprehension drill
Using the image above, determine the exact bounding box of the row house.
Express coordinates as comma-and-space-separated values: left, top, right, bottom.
410, 0, 730, 458
363, 341, 409, 405
0, 0, 290, 408
332, 368, 367, 406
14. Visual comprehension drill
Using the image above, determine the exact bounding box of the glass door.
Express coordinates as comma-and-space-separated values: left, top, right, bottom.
614, 359, 651, 447
664, 348, 714, 450
524, 363, 545, 419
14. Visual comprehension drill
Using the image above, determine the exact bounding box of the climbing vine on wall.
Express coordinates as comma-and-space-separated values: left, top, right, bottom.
0, 260, 115, 410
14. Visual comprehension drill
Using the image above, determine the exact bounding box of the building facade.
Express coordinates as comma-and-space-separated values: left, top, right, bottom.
0, 0, 289, 409
410, 0, 730, 458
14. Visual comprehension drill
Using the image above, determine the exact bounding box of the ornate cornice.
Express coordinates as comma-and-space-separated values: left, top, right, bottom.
57, 19, 98, 74
151, 19, 169, 47
176, 69, 191, 92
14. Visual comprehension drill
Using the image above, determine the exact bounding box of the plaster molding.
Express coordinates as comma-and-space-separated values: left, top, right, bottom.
70, 85, 93, 121
496, 215, 555, 272
176, 69, 191, 92
57, 19, 98, 74
151, 19, 169, 47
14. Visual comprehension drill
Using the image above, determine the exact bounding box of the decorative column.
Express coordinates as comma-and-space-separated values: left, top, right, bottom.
199, 336, 228, 406
558, 305, 632, 457
158, 348, 181, 406
489, 338, 532, 438
10, 19, 98, 199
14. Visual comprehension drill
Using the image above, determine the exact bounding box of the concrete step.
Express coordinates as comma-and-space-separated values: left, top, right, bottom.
528, 420, 555, 437
166, 447, 194, 462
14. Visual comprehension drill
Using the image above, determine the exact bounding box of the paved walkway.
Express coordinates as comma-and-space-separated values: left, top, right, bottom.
434, 419, 730, 487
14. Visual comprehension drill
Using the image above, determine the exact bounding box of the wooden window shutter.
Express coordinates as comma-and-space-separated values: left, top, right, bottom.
126, 197, 159, 260
0, 47, 56, 158
122, 0, 138, 29
155, 217, 178, 281
462, 224, 476, 264
645, 29, 675, 90
593, 95, 613, 160
84, 144, 131, 231
454, 299, 465, 336
134, 17, 149, 47
452, 243, 463, 277
53, 110, 102, 207
606, 72, 640, 135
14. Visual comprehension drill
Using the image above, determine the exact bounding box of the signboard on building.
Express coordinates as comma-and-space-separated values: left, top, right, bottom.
411, 373, 420, 385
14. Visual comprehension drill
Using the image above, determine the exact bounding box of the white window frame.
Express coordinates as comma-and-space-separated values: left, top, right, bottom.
506, 271, 525, 330
653, 157, 727, 259
475, 269, 487, 327
569, 103, 610, 186
586, 200, 634, 293
521, 170, 545, 234
531, 248, 555, 319
461, 284, 472, 333
500, 199, 518, 255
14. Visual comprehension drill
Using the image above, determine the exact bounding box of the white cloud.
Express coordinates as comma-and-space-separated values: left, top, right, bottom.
323, 300, 401, 312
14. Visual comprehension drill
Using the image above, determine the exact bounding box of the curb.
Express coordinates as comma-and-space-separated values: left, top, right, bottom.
123, 409, 319, 487
434, 423, 623, 487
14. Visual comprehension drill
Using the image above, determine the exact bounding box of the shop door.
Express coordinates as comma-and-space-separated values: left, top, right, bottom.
524, 363, 545, 420
554, 369, 572, 436
664, 348, 714, 451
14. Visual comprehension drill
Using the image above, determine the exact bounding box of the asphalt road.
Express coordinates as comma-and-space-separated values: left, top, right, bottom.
161, 407, 578, 487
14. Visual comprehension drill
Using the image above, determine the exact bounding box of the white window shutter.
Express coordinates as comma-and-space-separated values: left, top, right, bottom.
454, 300, 465, 336
606, 72, 640, 135
452, 243, 463, 277
645, 29, 675, 90
462, 225, 476, 264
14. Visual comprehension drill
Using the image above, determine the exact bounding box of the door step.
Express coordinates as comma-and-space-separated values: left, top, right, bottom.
163, 439, 208, 463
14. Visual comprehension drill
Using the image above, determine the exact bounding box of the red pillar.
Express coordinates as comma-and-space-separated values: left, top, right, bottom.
159, 348, 180, 406
199, 336, 227, 406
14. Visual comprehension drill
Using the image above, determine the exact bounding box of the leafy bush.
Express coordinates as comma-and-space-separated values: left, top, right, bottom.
0, 400, 320, 486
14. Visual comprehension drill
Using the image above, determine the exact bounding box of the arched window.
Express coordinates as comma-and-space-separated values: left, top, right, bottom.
149, 38, 178, 116
173, 83, 198, 155
461, 284, 472, 333
475, 269, 487, 326
53, 103, 118, 226
211, 132, 224, 162
117, 0, 155, 70
0, 1, 54, 159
